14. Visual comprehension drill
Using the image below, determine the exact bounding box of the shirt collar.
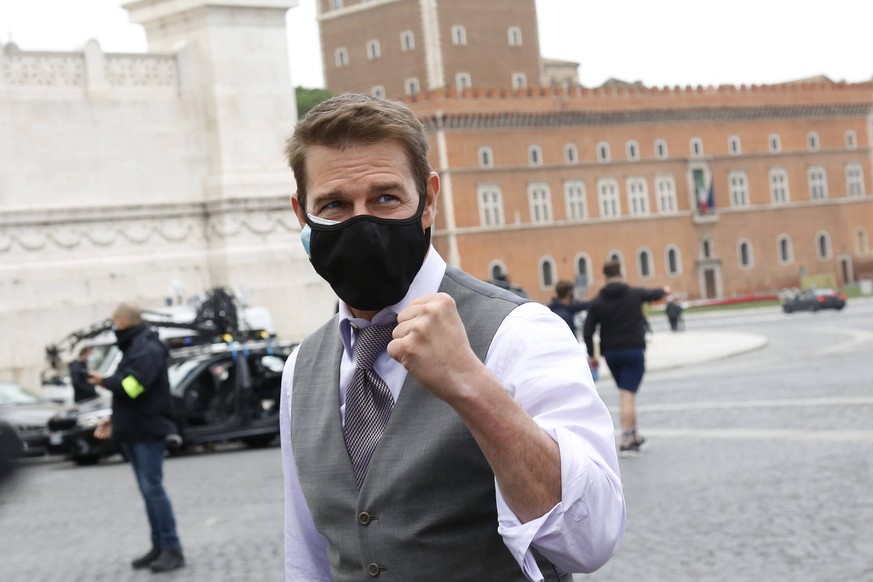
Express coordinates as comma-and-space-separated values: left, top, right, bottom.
338, 246, 447, 352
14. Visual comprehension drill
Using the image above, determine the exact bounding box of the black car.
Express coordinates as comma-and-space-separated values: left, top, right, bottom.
47, 342, 292, 465
0, 382, 63, 457
782, 288, 847, 313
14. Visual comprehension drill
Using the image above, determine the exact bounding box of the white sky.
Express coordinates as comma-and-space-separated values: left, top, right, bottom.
2, 0, 872, 89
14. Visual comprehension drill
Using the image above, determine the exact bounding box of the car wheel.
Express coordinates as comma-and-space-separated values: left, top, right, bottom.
242, 434, 276, 448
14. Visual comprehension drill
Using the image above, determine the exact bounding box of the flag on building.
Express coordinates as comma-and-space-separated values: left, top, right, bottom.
698, 180, 715, 214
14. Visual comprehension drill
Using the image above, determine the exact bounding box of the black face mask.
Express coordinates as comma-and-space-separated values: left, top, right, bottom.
113, 325, 141, 351
305, 196, 430, 311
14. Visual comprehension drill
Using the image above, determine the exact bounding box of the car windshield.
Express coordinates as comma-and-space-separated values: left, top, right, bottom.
0, 382, 41, 406
168, 358, 208, 388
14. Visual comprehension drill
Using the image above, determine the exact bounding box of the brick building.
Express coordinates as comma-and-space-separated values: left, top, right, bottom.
317, 0, 542, 97
315, 1, 873, 303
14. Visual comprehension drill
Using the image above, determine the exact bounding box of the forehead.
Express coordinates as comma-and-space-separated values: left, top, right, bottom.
305, 142, 413, 190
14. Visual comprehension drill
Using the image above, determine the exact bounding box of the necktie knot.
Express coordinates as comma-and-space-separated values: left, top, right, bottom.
353, 323, 395, 370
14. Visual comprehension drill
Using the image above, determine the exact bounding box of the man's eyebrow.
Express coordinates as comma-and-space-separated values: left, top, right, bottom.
366, 181, 404, 194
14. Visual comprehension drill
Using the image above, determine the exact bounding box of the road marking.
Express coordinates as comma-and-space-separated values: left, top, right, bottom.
633, 396, 873, 413
636, 428, 873, 442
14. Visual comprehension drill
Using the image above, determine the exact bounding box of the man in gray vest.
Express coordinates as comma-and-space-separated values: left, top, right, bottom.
280, 94, 625, 581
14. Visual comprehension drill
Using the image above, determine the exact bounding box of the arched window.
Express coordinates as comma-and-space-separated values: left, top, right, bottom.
665, 245, 681, 275
637, 248, 653, 278
489, 261, 506, 281
816, 231, 832, 259
575, 254, 591, 288
540, 257, 556, 288
777, 235, 793, 265
856, 228, 870, 255
738, 239, 753, 269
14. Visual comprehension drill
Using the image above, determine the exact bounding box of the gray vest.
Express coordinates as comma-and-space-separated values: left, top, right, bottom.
292, 268, 571, 581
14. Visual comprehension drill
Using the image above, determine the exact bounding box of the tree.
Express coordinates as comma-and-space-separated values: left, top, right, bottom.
295, 87, 333, 119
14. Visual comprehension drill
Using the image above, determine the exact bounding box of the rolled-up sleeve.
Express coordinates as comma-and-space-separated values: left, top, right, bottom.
488, 303, 626, 579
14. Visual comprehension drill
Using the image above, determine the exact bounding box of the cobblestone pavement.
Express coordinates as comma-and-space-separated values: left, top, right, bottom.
3, 303, 873, 581
1, 443, 285, 581
579, 304, 873, 582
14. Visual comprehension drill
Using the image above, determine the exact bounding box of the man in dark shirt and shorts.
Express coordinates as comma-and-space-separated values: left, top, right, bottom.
583, 261, 668, 455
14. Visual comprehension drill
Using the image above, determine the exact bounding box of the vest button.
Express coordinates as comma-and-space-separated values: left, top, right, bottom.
358, 511, 371, 525
367, 562, 380, 576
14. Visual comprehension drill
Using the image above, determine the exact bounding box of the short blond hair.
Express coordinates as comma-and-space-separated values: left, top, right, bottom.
112, 302, 142, 326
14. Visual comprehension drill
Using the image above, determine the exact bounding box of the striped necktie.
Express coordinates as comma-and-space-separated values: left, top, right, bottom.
343, 322, 396, 489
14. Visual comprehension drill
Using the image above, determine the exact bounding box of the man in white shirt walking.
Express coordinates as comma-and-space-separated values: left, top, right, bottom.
280, 94, 625, 581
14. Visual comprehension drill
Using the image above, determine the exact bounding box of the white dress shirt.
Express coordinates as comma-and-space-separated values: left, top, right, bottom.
280, 248, 626, 581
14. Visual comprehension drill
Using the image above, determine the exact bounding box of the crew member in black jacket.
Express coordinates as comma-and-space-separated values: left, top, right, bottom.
88, 302, 185, 573
69, 347, 98, 402
583, 261, 668, 455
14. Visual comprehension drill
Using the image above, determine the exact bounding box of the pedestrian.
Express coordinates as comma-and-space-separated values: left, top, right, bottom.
280, 94, 625, 581
665, 296, 684, 331
583, 261, 668, 456
69, 346, 99, 402
547, 280, 590, 339
88, 302, 185, 573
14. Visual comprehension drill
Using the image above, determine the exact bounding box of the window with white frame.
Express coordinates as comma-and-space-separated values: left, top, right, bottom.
451, 25, 467, 46
626, 177, 649, 216
728, 135, 741, 155
701, 238, 713, 259
370, 85, 385, 98
856, 227, 870, 255
816, 231, 832, 259
654, 139, 668, 159
478, 146, 493, 168
607, 250, 623, 267
528, 183, 552, 223
637, 248, 653, 278
564, 180, 587, 221
626, 140, 639, 161
329, 0, 343, 9
477, 185, 504, 227
777, 234, 793, 264
366, 39, 381, 60
455, 72, 472, 91
845, 130, 857, 149
404, 77, 420, 96
665, 245, 681, 275
769, 133, 781, 153
511, 72, 527, 90
738, 239, 753, 269
808, 166, 828, 200
564, 144, 578, 164
769, 168, 789, 203
654, 174, 677, 214
597, 178, 620, 218
846, 163, 865, 196
540, 257, 556, 287
489, 261, 506, 281
335, 47, 349, 67
528, 145, 542, 166
596, 142, 610, 162
576, 254, 591, 287
690, 137, 703, 157
508, 26, 523, 47
400, 31, 415, 52
729, 170, 749, 207
807, 132, 819, 152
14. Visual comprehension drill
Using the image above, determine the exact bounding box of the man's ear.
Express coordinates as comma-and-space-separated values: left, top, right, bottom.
291, 193, 306, 227
422, 172, 440, 230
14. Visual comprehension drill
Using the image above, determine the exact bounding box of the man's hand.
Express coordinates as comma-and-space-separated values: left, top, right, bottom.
589, 356, 599, 370
87, 372, 104, 386
93, 419, 112, 440
388, 292, 485, 403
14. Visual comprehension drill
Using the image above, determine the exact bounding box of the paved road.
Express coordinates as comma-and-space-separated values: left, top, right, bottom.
581, 298, 873, 582
2, 299, 872, 581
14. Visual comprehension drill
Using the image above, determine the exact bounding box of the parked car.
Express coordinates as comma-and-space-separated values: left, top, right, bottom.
0, 382, 63, 457
47, 341, 291, 465
782, 288, 847, 313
